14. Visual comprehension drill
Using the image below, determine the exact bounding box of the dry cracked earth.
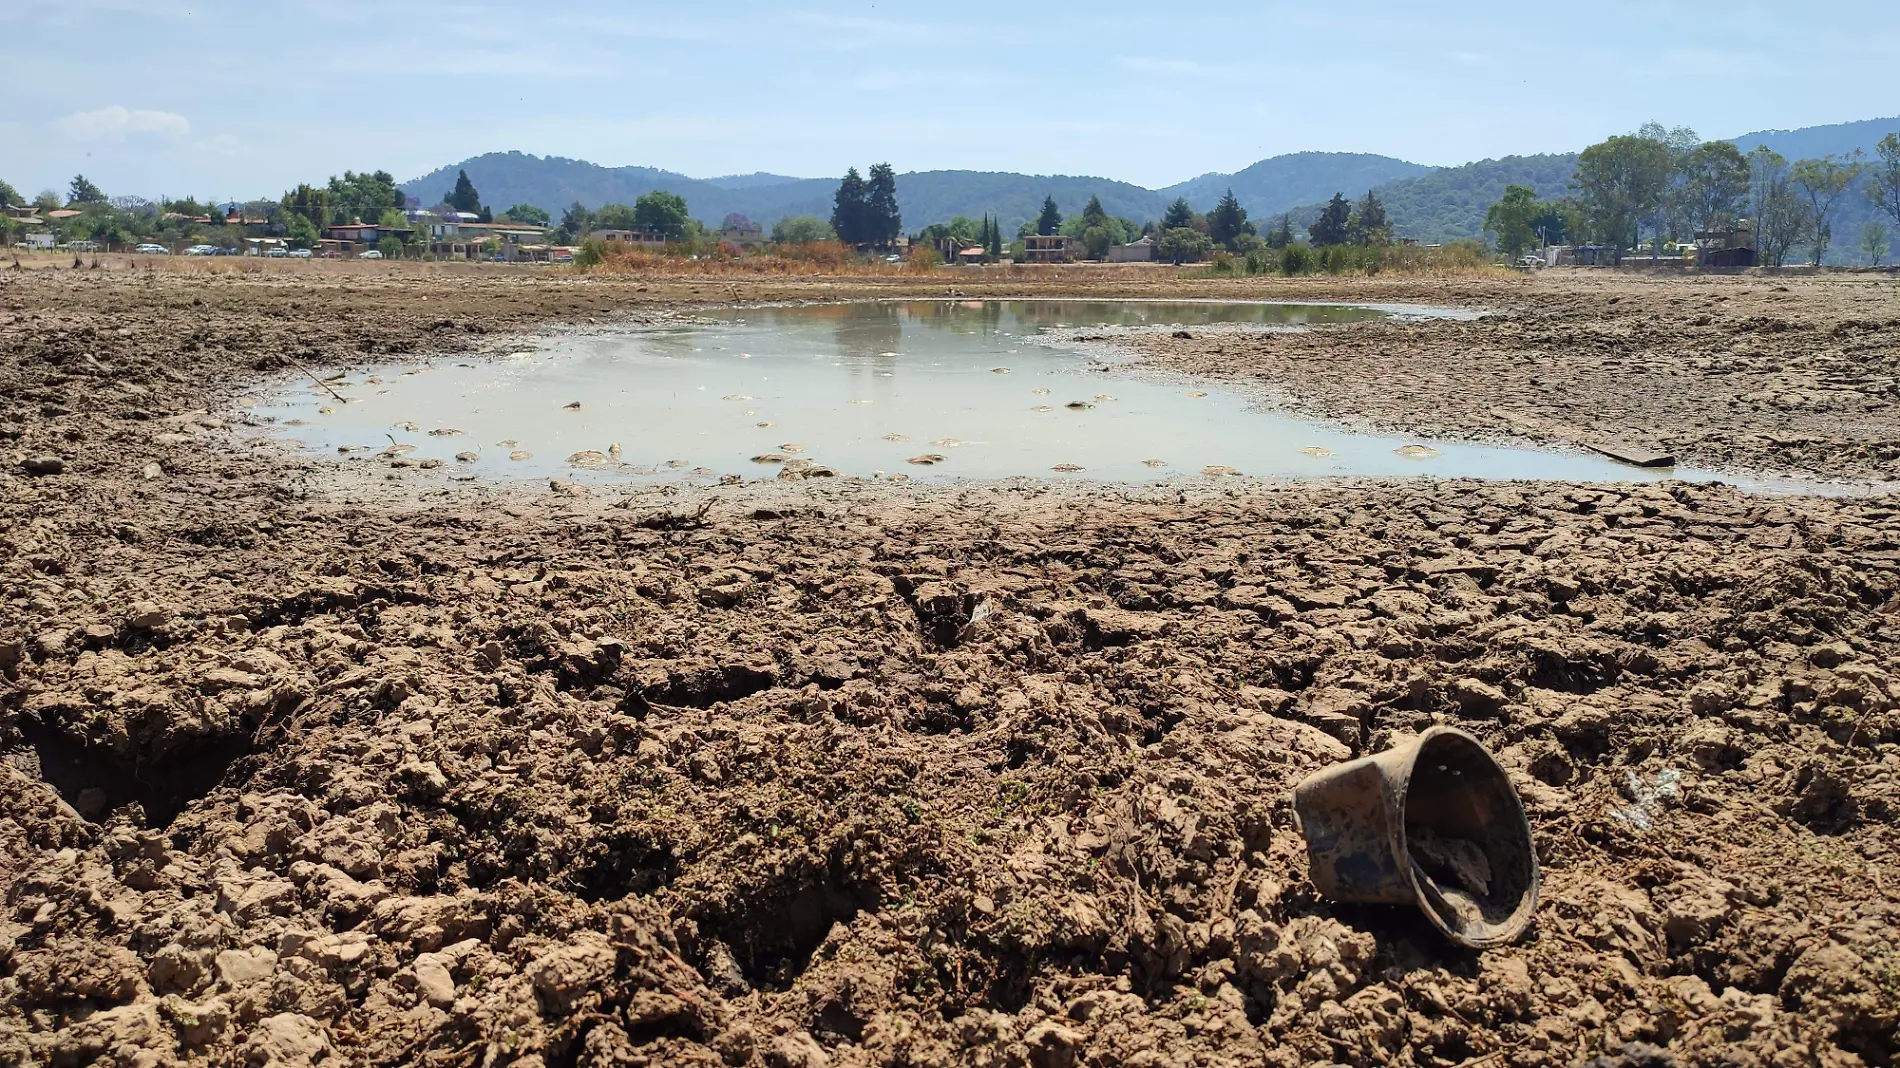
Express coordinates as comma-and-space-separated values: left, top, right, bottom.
1, 262, 1897, 1068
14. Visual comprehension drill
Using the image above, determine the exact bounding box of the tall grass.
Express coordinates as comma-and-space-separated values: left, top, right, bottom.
574, 241, 935, 277
1203, 240, 1500, 278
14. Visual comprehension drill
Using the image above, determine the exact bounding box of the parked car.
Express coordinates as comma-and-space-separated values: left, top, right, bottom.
185, 245, 216, 256
265, 248, 289, 258
360, 250, 383, 260
288, 249, 313, 259
134, 243, 169, 255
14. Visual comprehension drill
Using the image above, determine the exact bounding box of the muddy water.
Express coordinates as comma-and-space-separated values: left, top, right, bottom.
250, 299, 1738, 486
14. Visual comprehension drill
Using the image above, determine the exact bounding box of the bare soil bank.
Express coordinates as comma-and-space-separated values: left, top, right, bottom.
1, 264, 1897, 1067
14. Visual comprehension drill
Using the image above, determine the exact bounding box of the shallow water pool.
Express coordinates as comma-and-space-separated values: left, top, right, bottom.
248, 299, 1739, 487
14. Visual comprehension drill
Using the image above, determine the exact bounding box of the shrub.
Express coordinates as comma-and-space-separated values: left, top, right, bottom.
574, 237, 608, 268
1279, 245, 1313, 275
1208, 250, 1239, 275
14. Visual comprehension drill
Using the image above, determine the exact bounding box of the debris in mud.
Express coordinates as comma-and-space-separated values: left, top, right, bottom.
723, 394, 752, 401
751, 453, 787, 464
1051, 463, 1085, 472
509, 449, 532, 461
1394, 444, 1442, 460
848, 398, 871, 405
454, 451, 479, 462
1142, 459, 1166, 467
563, 401, 582, 409
20, 455, 64, 476
1612, 768, 1682, 831
1065, 401, 1094, 410
1032, 405, 1053, 412
1093, 393, 1116, 402
882, 433, 909, 442
427, 427, 464, 437
1201, 464, 1240, 476
756, 421, 775, 428
1188, 390, 1209, 398
907, 454, 945, 465
567, 450, 610, 468
930, 438, 964, 448
1299, 446, 1335, 458
393, 420, 419, 431
779, 443, 805, 454
1033, 387, 1050, 395
777, 459, 836, 480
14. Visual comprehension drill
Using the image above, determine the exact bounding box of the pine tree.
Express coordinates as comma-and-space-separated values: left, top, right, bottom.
1208, 188, 1249, 249
68, 174, 106, 204
832, 167, 867, 246
1349, 190, 1391, 245
989, 214, 1002, 256
1269, 214, 1294, 249
1162, 197, 1195, 231
1081, 195, 1108, 230
445, 170, 481, 215
1308, 193, 1352, 246
865, 163, 901, 249
1036, 196, 1062, 236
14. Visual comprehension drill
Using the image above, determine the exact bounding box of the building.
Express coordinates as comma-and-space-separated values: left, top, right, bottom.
1696, 224, 1756, 268
717, 220, 765, 248
1021, 234, 1077, 264
21, 232, 56, 250
588, 229, 668, 247
323, 222, 416, 256
1106, 235, 1156, 262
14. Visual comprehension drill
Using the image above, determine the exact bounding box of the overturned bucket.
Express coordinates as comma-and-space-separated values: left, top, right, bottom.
1291, 726, 1539, 947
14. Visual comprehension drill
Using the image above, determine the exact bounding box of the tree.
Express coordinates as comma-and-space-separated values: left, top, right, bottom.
1308, 193, 1352, 246
1861, 220, 1891, 267
592, 203, 638, 231
1749, 148, 1808, 268
988, 213, 1002, 256
1790, 152, 1866, 264
1162, 198, 1195, 231
1082, 227, 1113, 260
378, 208, 408, 229
68, 175, 106, 204
1157, 227, 1210, 264
1870, 132, 1900, 228
1572, 134, 1673, 261
832, 167, 867, 245
1349, 190, 1390, 246
632, 191, 690, 240
1036, 196, 1062, 236
1267, 214, 1294, 250
1674, 140, 1749, 240
445, 170, 482, 214
377, 234, 404, 259
281, 183, 330, 234
284, 213, 320, 250
327, 170, 402, 225
772, 214, 836, 244
503, 203, 551, 227
0, 179, 19, 207
561, 202, 592, 236
1207, 189, 1250, 250
1484, 185, 1543, 260
864, 163, 901, 248
33, 190, 61, 213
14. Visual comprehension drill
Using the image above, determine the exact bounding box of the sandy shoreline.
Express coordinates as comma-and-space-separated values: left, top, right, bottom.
2, 263, 1896, 1067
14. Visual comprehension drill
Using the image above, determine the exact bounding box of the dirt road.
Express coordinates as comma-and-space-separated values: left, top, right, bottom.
1, 263, 1895, 1067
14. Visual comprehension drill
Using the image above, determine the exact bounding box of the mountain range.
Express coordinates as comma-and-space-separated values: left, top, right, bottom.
399, 115, 1900, 260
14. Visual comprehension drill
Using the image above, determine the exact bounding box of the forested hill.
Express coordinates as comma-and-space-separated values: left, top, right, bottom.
400, 151, 1422, 236
1370, 154, 1581, 244
1159, 152, 1433, 220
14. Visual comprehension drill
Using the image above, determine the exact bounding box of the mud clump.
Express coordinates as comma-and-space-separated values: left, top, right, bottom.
0, 268, 1896, 1067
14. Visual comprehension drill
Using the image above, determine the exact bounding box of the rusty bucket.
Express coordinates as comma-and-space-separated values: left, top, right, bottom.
1290, 726, 1539, 947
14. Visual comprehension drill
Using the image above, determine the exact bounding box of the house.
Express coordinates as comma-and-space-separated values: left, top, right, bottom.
322, 222, 415, 256
21, 232, 56, 250
717, 220, 765, 248
934, 235, 981, 261
1106, 235, 1155, 263
1696, 224, 1756, 268
46, 209, 82, 221
3, 204, 39, 220
1022, 234, 1077, 264
589, 229, 668, 247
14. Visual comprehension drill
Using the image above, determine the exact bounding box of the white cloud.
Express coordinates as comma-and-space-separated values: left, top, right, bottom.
52, 106, 191, 142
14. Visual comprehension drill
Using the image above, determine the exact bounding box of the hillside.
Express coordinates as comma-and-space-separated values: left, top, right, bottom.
1160, 151, 1433, 220
1729, 116, 1900, 162
401, 152, 1415, 236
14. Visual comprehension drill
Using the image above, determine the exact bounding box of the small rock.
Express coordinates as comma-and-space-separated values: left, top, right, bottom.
21, 455, 64, 476
126, 601, 170, 630
140, 461, 164, 480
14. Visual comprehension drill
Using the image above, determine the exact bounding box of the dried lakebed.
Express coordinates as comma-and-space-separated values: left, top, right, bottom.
246, 299, 1803, 489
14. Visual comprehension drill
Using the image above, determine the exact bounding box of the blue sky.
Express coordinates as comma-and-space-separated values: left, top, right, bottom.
3, 0, 1894, 201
